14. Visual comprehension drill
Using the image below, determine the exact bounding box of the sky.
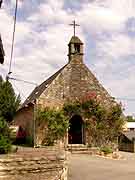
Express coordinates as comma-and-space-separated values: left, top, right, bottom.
0, 0, 135, 115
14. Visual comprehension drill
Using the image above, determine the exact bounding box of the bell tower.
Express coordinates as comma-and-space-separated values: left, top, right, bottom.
68, 36, 83, 63
68, 20, 84, 63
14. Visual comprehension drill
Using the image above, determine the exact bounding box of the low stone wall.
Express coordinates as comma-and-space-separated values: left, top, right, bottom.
0, 147, 68, 180
68, 145, 123, 160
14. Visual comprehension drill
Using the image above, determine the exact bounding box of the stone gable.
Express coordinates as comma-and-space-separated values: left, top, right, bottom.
23, 36, 113, 110
37, 59, 112, 109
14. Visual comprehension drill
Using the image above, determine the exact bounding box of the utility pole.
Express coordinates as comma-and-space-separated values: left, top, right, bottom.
33, 99, 37, 148
0, 0, 3, 8
0, 1, 5, 64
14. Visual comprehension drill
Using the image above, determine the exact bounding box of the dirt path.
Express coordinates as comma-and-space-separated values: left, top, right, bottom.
68, 153, 135, 180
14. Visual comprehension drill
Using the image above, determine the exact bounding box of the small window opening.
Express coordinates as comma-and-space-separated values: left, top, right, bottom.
130, 128, 134, 131
74, 44, 80, 53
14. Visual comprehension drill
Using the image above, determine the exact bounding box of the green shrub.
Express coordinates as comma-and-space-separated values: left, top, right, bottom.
0, 117, 10, 136
0, 116, 11, 154
44, 135, 55, 146
100, 146, 113, 155
0, 135, 11, 154
25, 136, 34, 147
37, 108, 69, 146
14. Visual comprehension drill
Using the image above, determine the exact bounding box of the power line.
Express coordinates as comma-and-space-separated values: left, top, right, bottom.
9, 77, 135, 102
12, 81, 26, 100
9, 77, 38, 86
115, 97, 135, 102
8, 0, 18, 74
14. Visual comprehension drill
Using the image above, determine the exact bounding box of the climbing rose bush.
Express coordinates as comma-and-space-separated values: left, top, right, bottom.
63, 91, 124, 147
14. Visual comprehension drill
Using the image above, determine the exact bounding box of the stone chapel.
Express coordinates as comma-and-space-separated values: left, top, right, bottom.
14, 34, 115, 146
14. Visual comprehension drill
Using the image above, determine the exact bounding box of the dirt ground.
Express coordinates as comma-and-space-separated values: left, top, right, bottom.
69, 152, 135, 180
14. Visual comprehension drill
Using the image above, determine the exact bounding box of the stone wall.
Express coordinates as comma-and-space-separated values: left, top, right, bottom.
13, 104, 34, 138
0, 147, 68, 180
38, 61, 113, 110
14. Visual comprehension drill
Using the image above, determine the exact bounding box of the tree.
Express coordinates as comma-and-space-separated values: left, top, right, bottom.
0, 77, 19, 153
0, 77, 21, 122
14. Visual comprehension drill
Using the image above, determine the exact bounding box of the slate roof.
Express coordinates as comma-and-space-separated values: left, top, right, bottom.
22, 64, 67, 107
0, 35, 4, 64
123, 131, 135, 141
69, 36, 83, 45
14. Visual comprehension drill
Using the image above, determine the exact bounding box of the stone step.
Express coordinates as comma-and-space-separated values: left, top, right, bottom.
0, 156, 64, 177
0, 163, 63, 173
68, 147, 89, 151
0, 160, 64, 178
71, 150, 93, 154
68, 144, 86, 147
0, 147, 68, 180
67, 144, 89, 151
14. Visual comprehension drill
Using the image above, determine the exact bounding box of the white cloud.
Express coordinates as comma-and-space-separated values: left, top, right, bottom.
10, 0, 23, 8
28, 0, 71, 25
92, 0, 135, 17
95, 34, 135, 60
0, 0, 135, 115
79, 5, 125, 33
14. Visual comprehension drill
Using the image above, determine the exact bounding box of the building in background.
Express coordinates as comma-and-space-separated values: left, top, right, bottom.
119, 121, 135, 153
123, 122, 135, 131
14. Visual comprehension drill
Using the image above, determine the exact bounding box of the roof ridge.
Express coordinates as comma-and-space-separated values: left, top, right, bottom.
22, 64, 67, 107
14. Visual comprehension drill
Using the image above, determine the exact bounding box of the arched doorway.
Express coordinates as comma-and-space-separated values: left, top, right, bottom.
68, 115, 84, 144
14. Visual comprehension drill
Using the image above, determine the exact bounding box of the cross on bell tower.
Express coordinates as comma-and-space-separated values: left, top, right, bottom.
68, 20, 83, 63
69, 20, 80, 37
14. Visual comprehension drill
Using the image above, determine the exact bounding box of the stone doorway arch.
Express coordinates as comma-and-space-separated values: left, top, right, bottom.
68, 115, 84, 144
